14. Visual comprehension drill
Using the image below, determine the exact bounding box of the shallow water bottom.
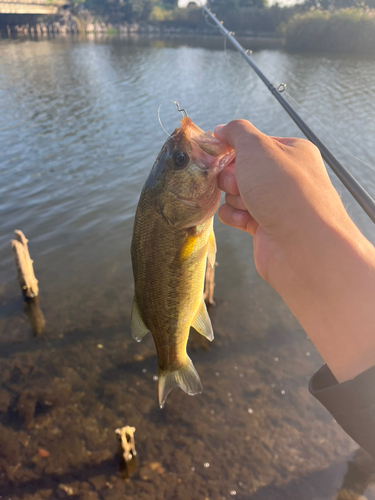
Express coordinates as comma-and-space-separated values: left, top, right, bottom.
0, 279, 374, 500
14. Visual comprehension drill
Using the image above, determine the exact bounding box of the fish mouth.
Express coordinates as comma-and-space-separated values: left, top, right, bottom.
179, 117, 235, 173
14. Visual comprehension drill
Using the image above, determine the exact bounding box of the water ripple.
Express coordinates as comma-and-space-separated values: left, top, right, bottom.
0, 37, 374, 286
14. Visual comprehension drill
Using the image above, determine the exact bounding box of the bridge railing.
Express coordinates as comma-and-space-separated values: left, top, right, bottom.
0, 0, 66, 15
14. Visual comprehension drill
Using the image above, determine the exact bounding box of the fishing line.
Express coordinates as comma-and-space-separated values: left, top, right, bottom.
222, 33, 247, 119
283, 90, 375, 173
157, 99, 188, 138
203, 0, 371, 168
202, 6, 244, 120
197, 4, 373, 177
198, 5, 375, 222
241, 52, 374, 173
202, 7, 221, 29
221, 41, 243, 118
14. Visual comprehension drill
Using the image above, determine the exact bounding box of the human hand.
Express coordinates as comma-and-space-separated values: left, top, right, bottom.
215, 120, 375, 383
215, 119, 351, 286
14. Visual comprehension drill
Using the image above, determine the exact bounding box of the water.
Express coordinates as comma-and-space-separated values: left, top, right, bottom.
0, 35, 375, 500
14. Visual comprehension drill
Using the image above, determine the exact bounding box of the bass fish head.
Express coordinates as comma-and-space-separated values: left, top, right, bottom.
146, 117, 235, 229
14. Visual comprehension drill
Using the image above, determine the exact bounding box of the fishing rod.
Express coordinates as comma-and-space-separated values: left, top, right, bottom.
202, 5, 375, 224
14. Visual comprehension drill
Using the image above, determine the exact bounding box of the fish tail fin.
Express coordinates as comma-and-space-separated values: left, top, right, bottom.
158, 357, 203, 409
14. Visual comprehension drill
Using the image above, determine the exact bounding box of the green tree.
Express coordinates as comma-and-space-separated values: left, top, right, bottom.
85, 0, 157, 22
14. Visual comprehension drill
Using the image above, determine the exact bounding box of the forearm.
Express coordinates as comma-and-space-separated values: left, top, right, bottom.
214, 120, 375, 383
269, 214, 375, 383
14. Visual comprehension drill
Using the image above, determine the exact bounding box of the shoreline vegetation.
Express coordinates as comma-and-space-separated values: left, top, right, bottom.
283, 8, 375, 54
0, 0, 375, 54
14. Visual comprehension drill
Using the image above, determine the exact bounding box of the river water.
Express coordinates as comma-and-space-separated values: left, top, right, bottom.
0, 35, 374, 500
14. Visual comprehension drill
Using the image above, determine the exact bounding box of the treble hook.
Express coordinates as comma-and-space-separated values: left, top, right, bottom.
175, 102, 188, 117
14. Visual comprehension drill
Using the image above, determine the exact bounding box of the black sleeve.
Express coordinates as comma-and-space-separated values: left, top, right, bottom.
309, 364, 375, 459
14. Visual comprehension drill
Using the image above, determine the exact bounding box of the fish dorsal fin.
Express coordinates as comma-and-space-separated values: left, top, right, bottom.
207, 229, 216, 268
130, 299, 149, 342
158, 356, 202, 408
192, 300, 214, 341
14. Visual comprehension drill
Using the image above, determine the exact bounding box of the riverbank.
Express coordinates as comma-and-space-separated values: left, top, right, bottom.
0, 17, 284, 51
1, 6, 375, 53
0, 12, 281, 38
0, 5, 291, 41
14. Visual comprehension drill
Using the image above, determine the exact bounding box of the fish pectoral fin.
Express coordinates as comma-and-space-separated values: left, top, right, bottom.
192, 300, 214, 341
176, 228, 199, 264
207, 229, 216, 268
158, 356, 203, 408
130, 299, 150, 342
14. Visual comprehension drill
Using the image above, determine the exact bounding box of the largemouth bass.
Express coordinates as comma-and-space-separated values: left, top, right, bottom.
131, 117, 234, 408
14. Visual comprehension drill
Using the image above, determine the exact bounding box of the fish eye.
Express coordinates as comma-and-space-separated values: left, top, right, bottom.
172, 151, 189, 170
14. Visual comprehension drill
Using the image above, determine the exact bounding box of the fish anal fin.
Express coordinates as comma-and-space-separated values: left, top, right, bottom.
207, 229, 216, 268
192, 300, 214, 341
130, 299, 149, 342
158, 357, 202, 408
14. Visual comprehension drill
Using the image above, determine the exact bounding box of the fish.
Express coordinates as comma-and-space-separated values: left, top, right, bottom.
130, 116, 235, 408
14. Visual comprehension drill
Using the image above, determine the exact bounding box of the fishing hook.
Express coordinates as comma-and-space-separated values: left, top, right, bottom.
175, 102, 188, 117
158, 99, 188, 139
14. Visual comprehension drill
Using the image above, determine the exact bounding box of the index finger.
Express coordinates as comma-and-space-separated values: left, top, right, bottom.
214, 119, 264, 149
217, 162, 239, 196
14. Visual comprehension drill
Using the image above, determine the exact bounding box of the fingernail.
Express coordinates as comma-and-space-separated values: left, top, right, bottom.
232, 211, 244, 224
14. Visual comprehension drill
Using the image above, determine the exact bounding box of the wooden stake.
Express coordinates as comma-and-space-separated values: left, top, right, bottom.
115, 426, 137, 463
24, 296, 46, 337
11, 230, 45, 336
11, 230, 39, 298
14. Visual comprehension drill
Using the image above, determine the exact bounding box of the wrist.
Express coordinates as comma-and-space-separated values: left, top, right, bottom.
267, 214, 375, 382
